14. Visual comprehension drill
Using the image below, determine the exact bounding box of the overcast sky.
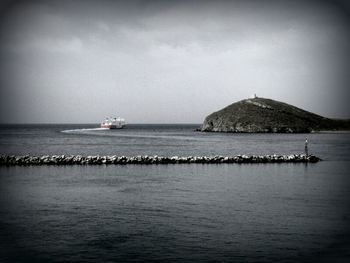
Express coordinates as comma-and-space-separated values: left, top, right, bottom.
0, 0, 349, 123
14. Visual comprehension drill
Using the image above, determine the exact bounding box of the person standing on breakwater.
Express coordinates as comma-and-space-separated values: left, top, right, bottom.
305, 138, 308, 156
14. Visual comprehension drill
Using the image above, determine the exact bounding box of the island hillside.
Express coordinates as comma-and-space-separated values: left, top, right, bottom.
201, 97, 350, 133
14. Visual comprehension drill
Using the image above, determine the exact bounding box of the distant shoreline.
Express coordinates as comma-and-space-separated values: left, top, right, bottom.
313, 130, 350, 134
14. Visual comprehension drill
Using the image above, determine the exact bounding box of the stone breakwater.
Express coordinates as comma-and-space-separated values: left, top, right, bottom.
0, 154, 321, 166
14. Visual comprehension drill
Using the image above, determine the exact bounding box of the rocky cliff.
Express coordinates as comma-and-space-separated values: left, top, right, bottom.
201, 97, 350, 133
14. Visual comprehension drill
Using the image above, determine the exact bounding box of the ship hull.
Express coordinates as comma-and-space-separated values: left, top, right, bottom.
101, 124, 125, 129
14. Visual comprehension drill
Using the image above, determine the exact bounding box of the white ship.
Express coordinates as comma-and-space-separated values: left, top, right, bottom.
101, 117, 126, 129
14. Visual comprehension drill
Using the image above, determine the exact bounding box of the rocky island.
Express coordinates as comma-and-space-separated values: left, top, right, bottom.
201, 97, 350, 133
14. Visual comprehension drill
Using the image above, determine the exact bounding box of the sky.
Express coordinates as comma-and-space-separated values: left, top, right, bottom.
0, 0, 349, 124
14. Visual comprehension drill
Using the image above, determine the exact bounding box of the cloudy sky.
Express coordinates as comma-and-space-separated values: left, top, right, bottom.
0, 0, 349, 123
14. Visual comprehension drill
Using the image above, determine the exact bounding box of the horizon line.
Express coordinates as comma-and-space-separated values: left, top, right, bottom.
0, 122, 202, 125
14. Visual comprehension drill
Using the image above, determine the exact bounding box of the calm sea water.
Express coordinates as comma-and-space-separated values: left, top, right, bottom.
0, 124, 350, 262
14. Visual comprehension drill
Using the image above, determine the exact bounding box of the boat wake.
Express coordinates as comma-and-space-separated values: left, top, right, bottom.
61, 127, 205, 141
61, 128, 109, 133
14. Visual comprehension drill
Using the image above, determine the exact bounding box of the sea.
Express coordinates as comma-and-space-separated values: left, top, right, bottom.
0, 124, 350, 262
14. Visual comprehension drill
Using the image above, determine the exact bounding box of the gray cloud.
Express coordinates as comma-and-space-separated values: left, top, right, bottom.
0, 0, 349, 123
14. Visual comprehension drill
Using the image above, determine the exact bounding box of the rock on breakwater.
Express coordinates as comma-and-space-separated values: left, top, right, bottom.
0, 154, 321, 165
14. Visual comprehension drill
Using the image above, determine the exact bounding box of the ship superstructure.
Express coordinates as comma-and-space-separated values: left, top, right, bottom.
101, 117, 126, 129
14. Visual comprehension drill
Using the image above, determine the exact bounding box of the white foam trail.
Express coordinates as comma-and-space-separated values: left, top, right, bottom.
61, 127, 109, 133
61, 128, 205, 141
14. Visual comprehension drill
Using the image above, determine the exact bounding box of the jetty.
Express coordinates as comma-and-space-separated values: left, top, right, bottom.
0, 154, 321, 166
